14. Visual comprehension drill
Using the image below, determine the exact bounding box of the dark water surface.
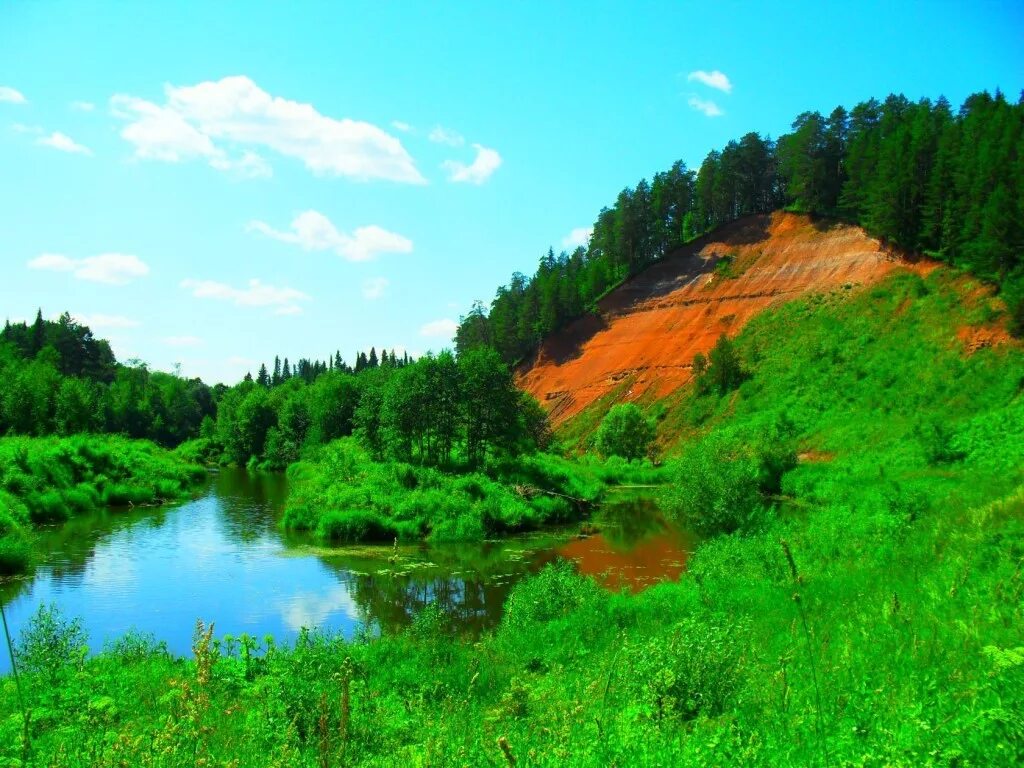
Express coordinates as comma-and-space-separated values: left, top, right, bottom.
0, 470, 690, 673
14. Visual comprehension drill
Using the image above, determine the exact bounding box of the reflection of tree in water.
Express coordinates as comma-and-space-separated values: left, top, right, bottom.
13, 504, 174, 590
317, 536, 563, 636
212, 470, 288, 543
597, 494, 672, 550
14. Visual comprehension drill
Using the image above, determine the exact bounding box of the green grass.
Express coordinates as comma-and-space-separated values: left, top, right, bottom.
1, 267, 1022, 765
0, 435, 205, 575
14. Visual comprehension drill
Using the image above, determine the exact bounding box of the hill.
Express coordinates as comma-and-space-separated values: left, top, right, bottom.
518, 212, 934, 425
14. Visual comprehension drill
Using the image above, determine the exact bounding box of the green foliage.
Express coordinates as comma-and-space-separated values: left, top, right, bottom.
0, 435, 204, 573
283, 438, 607, 543
694, 333, 747, 396
662, 436, 772, 535
596, 402, 655, 460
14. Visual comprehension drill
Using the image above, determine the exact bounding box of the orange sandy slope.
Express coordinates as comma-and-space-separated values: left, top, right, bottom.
517, 212, 934, 425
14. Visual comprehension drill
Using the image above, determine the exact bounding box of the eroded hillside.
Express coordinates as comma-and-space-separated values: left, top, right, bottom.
518, 212, 932, 424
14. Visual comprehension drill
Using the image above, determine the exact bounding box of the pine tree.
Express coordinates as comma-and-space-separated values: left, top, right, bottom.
282, 358, 291, 380
257, 363, 270, 388
30, 308, 45, 355
272, 356, 281, 386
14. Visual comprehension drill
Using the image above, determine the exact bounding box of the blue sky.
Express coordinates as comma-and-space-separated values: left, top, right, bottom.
1, 1, 1022, 383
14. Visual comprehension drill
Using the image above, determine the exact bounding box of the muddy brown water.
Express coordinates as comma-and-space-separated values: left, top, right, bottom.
0, 470, 690, 672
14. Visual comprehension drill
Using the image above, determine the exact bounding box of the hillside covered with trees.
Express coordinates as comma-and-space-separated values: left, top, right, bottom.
457, 90, 1024, 363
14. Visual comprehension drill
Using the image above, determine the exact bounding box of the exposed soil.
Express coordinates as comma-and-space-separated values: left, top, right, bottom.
956, 325, 1013, 355
518, 212, 934, 425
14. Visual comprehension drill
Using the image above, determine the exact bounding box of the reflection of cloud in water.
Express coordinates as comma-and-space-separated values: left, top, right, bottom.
279, 584, 362, 632
84, 549, 138, 591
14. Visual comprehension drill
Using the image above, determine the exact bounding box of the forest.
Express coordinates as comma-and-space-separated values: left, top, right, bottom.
457, 90, 1024, 362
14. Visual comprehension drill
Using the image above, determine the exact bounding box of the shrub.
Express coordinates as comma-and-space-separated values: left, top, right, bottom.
623, 616, 746, 721
661, 437, 767, 536
597, 403, 656, 460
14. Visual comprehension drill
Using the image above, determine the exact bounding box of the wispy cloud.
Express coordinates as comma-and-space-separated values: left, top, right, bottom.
362, 277, 389, 300
0, 86, 26, 104
419, 318, 458, 338
390, 120, 413, 133
687, 69, 732, 94
71, 100, 96, 112
112, 76, 426, 183
248, 210, 413, 262
428, 125, 464, 147
180, 277, 311, 315
443, 143, 502, 185
688, 96, 724, 118
562, 226, 593, 249
28, 253, 150, 285
36, 131, 93, 156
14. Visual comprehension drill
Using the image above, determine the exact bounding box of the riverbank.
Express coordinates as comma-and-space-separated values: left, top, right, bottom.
0, 473, 1019, 766
0, 435, 205, 575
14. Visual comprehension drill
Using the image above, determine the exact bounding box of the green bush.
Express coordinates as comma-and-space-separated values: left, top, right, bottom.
624, 615, 746, 721
596, 403, 656, 460
661, 437, 768, 536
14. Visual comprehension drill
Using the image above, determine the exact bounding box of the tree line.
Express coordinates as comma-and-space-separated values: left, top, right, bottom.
0, 312, 216, 446
457, 89, 1024, 363
215, 346, 546, 470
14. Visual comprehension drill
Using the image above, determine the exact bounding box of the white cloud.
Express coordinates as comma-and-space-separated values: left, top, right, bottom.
112, 76, 425, 183
279, 585, 361, 632
210, 149, 273, 178
10, 123, 41, 134
688, 96, 724, 118
419, 318, 458, 338
391, 120, 413, 133
249, 210, 413, 262
687, 70, 732, 94
72, 313, 140, 329
71, 100, 96, 112
180, 277, 311, 315
562, 226, 593, 249
443, 143, 502, 185
428, 125, 464, 147
362, 277, 389, 300
0, 86, 26, 104
28, 252, 150, 285
112, 94, 222, 162
164, 335, 203, 347
36, 131, 93, 155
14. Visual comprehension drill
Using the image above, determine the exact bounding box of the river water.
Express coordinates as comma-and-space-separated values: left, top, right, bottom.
0, 469, 690, 673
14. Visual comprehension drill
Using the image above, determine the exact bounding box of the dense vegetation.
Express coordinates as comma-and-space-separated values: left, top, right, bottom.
3, 267, 1022, 765
206, 346, 549, 471
457, 89, 1024, 362
0, 435, 205, 575
1, 312, 217, 447
282, 438, 611, 542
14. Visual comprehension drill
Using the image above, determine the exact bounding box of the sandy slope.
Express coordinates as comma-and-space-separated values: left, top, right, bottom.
518, 212, 932, 424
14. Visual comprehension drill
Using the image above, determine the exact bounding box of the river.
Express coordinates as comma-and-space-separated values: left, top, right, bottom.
0, 469, 690, 673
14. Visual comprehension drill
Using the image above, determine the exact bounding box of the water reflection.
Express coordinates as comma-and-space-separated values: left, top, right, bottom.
560, 493, 693, 592
0, 471, 690, 674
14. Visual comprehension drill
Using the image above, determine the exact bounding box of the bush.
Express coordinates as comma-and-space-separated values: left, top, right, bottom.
623, 616, 746, 721
596, 403, 656, 460
661, 437, 767, 536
